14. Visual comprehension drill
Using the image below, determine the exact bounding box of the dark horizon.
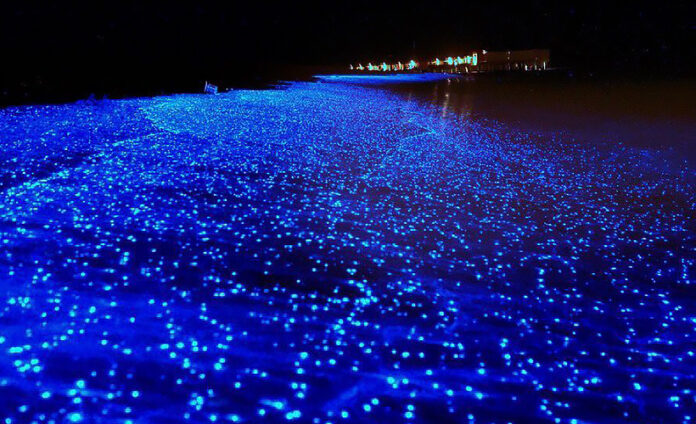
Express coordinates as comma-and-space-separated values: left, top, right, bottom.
2, 1, 695, 105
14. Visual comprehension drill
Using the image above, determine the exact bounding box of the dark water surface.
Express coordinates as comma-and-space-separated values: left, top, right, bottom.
0, 74, 694, 424
384, 75, 696, 157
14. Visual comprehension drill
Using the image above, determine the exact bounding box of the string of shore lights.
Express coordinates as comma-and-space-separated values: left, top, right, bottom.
349, 52, 478, 71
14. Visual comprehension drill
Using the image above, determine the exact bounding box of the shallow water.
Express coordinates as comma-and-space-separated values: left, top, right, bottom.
0, 74, 694, 423
381, 75, 696, 158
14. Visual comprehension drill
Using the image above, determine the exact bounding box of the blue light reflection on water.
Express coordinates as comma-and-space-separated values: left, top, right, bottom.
0, 74, 694, 423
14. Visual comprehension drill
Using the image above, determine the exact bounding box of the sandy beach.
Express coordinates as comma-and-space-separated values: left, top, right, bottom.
0, 74, 694, 423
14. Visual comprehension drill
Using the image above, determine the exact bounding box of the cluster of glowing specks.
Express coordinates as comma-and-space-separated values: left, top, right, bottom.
0, 74, 695, 424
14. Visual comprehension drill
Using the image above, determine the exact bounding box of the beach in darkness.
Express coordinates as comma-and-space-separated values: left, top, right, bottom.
0, 74, 694, 423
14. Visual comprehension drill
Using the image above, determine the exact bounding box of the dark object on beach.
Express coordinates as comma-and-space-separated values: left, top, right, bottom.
204, 81, 218, 94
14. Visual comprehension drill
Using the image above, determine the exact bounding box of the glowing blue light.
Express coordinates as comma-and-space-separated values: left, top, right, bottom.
0, 72, 691, 424
67, 413, 83, 423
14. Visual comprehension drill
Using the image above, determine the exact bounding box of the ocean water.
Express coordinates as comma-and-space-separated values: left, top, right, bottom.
372, 74, 696, 156
0, 74, 694, 423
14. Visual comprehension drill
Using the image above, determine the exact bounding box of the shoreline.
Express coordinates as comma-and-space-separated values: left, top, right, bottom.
0, 74, 694, 423
3, 68, 695, 108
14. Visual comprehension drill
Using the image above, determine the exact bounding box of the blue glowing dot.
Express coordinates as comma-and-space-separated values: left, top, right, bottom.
67, 413, 83, 423
285, 410, 301, 420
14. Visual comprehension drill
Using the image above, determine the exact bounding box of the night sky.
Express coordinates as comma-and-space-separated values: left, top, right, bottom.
1, 1, 694, 103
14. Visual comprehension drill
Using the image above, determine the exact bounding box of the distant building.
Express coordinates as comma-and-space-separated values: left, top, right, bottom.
475, 49, 550, 72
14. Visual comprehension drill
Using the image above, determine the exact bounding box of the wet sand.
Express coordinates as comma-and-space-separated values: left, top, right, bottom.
0, 74, 694, 423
